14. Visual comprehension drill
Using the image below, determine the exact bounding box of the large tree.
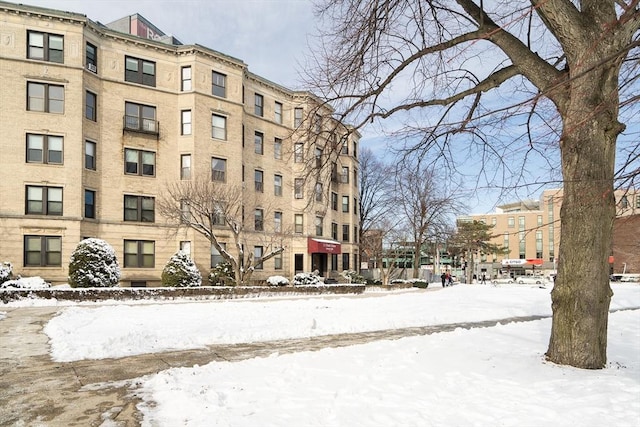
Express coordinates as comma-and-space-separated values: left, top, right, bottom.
358, 148, 395, 248
158, 178, 284, 286
305, 1, 639, 368
392, 157, 461, 279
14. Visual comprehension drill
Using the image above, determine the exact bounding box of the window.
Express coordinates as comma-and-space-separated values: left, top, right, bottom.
85, 141, 96, 170
353, 168, 358, 186
294, 178, 304, 199
125, 56, 155, 87
636, 195, 640, 209
274, 211, 283, 233
294, 143, 304, 163
124, 102, 157, 133
27, 31, 63, 63
180, 241, 191, 257
294, 107, 303, 127
124, 240, 155, 268
314, 114, 322, 133
254, 246, 263, 269
180, 200, 191, 223
342, 253, 350, 270
341, 166, 349, 184
211, 243, 226, 268
342, 224, 349, 242
503, 232, 509, 249
212, 157, 226, 182
537, 215, 543, 226
124, 195, 155, 222
332, 222, 338, 240
274, 101, 283, 124
255, 209, 264, 231
26, 186, 62, 215
353, 197, 358, 215
255, 93, 264, 116
620, 195, 629, 209
212, 114, 227, 140
352, 140, 358, 157
354, 226, 358, 244
295, 214, 304, 234
212, 71, 226, 97
181, 66, 192, 91
315, 147, 323, 168
331, 192, 338, 210
342, 195, 349, 213
315, 216, 323, 236
255, 170, 264, 192
85, 91, 97, 121
255, 131, 264, 154
84, 189, 96, 219
274, 174, 283, 196
181, 110, 192, 135
24, 235, 61, 267
125, 148, 155, 176
181, 154, 191, 180
274, 251, 283, 270
315, 182, 323, 202
26, 134, 63, 164
536, 230, 543, 259
508, 216, 515, 228
27, 82, 64, 113
274, 138, 282, 159
86, 42, 97, 72
341, 138, 349, 155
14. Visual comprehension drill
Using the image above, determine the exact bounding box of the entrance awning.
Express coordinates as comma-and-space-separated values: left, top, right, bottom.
308, 237, 341, 254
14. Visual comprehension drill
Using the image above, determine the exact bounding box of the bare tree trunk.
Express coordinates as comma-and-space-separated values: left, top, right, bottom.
547, 65, 622, 368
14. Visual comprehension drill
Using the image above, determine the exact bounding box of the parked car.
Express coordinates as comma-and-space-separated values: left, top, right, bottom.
492, 277, 515, 284
516, 276, 547, 285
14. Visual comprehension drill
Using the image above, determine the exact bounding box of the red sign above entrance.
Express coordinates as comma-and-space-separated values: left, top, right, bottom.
307, 237, 342, 254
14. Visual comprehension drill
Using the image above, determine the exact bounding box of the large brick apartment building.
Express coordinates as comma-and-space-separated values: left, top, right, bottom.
0, 1, 361, 286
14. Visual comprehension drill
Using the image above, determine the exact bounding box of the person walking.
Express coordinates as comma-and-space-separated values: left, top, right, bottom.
441, 272, 447, 287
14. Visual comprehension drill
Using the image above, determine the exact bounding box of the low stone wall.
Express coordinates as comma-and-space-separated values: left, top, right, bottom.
0, 284, 367, 304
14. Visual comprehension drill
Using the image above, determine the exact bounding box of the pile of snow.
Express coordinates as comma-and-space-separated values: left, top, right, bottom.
0, 276, 50, 289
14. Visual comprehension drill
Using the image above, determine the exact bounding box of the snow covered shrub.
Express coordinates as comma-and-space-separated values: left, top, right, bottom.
1, 276, 50, 289
267, 275, 290, 286
0, 262, 12, 285
293, 272, 320, 286
161, 251, 202, 287
68, 238, 120, 288
341, 269, 365, 284
209, 262, 234, 286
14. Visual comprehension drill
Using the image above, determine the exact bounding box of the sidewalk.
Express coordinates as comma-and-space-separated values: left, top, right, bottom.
0, 304, 548, 426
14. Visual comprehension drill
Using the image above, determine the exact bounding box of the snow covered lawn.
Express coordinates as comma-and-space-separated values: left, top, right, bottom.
5, 283, 640, 426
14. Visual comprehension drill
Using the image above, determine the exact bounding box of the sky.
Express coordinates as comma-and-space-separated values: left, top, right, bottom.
3, 281, 640, 426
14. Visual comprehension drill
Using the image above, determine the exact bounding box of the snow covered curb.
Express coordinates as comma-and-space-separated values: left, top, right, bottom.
0, 284, 367, 303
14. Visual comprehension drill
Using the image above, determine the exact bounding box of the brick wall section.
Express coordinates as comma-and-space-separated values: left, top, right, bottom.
612, 214, 640, 274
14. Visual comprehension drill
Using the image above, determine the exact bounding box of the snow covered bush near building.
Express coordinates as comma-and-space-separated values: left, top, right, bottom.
161, 251, 202, 287
0, 262, 12, 285
208, 262, 234, 286
266, 275, 290, 286
68, 238, 120, 288
293, 272, 320, 286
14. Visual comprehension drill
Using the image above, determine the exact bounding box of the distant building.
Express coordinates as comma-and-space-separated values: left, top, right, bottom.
458, 188, 639, 278
0, 1, 360, 285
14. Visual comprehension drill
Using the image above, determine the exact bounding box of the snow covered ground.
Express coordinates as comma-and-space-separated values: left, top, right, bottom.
3, 283, 640, 426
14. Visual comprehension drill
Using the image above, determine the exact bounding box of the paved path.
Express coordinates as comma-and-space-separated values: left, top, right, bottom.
0, 303, 550, 426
